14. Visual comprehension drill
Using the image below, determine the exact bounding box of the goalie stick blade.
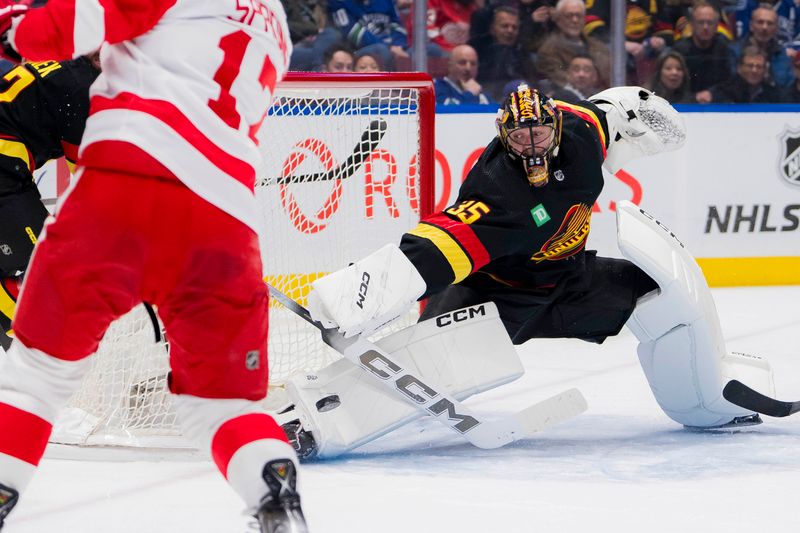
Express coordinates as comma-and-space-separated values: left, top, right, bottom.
512, 388, 588, 438
722, 379, 800, 418
466, 388, 589, 449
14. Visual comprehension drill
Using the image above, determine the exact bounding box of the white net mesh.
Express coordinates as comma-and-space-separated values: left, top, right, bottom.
50, 76, 433, 449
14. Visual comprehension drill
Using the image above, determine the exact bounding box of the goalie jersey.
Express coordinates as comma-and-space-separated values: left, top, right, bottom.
0, 57, 98, 195
401, 100, 610, 296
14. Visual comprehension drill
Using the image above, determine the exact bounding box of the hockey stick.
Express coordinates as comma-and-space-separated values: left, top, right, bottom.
722, 379, 800, 418
267, 284, 588, 449
258, 118, 387, 187
143, 302, 162, 343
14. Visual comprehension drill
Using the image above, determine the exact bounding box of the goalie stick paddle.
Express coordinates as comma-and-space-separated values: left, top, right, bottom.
267, 284, 588, 449
259, 118, 388, 187
722, 379, 800, 418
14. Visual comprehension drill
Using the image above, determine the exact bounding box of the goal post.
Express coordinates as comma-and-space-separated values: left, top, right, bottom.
49, 72, 436, 450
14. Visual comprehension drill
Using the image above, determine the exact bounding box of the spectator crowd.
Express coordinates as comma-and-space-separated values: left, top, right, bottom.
282, 0, 800, 104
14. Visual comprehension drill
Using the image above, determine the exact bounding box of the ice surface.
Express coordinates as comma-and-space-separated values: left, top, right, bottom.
8, 286, 800, 533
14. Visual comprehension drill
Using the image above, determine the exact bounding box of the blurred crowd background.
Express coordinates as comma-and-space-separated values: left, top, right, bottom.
281, 0, 800, 104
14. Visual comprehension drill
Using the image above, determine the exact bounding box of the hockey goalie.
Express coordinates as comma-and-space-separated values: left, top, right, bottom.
275, 85, 776, 460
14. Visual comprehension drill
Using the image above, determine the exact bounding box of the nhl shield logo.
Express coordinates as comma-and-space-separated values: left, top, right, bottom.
779, 129, 800, 187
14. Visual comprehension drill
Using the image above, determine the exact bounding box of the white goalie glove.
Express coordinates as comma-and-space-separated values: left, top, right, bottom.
589, 86, 687, 173
307, 243, 427, 338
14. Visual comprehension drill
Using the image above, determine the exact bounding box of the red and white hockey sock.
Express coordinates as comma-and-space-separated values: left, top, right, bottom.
0, 403, 51, 491
173, 396, 298, 509
212, 413, 297, 509
0, 341, 92, 491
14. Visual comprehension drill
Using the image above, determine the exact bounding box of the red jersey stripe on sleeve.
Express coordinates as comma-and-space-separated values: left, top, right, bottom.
555, 101, 608, 158
408, 213, 491, 283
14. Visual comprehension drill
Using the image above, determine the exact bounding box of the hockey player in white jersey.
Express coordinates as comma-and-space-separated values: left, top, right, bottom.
0, 1, 307, 531
276, 86, 776, 460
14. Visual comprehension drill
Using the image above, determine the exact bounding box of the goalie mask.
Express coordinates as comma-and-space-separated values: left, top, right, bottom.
496, 84, 562, 187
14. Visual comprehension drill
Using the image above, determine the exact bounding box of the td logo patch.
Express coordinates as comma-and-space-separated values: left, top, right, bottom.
531, 204, 550, 227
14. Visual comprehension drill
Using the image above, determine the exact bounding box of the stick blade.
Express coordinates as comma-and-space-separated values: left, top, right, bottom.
513, 388, 588, 437
723, 379, 800, 418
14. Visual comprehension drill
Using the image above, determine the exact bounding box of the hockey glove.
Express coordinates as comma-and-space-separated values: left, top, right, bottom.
307, 243, 427, 338
0, 1, 27, 62
589, 86, 686, 173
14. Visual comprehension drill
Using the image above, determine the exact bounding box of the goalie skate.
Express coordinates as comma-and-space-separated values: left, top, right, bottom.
254, 459, 308, 533
684, 414, 763, 432
280, 419, 318, 462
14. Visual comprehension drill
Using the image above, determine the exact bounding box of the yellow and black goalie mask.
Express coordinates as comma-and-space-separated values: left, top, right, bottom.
496, 84, 562, 187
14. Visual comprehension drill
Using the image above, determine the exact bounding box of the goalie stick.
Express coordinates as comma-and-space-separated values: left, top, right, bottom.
722, 380, 800, 418
258, 118, 387, 187
267, 285, 588, 449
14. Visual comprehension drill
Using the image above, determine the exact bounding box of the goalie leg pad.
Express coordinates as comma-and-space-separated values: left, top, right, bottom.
281, 302, 524, 458
617, 201, 774, 428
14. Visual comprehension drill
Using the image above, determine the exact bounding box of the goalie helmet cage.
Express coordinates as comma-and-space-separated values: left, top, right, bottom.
49, 72, 435, 451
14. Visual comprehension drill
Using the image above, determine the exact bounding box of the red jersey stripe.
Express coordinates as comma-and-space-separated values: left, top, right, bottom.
426, 213, 491, 270
91, 92, 256, 188
555, 102, 608, 158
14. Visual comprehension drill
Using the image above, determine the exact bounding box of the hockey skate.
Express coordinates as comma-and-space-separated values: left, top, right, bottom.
684, 414, 763, 432
280, 420, 318, 462
0, 483, 18, 530
254, 459, 308, 533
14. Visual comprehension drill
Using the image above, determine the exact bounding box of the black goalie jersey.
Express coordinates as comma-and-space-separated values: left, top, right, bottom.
401, 100, 610, 297
0, 57, 98, 195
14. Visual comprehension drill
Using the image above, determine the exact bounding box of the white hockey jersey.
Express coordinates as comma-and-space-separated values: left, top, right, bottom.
10, 0, 292, 233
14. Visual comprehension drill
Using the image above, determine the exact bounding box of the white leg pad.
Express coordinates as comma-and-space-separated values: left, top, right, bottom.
617, 201, 774, 427
281, 302, 524, 458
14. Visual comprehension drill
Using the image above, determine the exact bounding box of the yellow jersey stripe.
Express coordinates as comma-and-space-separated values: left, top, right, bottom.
0, 138, 31, 171
0, 284, 16, 333
408, 222, 472, 283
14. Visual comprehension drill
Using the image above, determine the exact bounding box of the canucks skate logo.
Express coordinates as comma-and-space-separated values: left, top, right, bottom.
778, 129, 800, 188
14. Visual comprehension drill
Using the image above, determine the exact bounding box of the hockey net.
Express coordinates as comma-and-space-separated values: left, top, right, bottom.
49, 73, 435, 450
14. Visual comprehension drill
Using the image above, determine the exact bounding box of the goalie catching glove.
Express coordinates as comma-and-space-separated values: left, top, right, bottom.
307, 243, 427, 338
589, 86, 686, 173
